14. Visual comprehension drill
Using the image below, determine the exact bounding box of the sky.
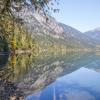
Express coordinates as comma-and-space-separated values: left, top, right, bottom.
51, 0, 100, 32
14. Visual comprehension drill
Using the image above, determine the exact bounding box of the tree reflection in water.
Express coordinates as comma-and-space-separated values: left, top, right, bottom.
1, 51, 97, 99
0, 54, 25, 100
0, 54, 9, 68
0, 76, 24, 100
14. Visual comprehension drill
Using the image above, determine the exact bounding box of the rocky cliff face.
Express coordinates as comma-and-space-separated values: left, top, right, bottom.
13, 4, 64, 38
11, 2, 99, 49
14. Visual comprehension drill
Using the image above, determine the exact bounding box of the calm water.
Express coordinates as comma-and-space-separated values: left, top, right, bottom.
0, 51, 100, 100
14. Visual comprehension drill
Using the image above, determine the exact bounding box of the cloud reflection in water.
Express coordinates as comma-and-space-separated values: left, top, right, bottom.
26, 67, 100, 100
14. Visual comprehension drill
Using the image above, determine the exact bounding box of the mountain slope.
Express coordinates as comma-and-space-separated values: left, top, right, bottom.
59, 23, 98, 48
11, 3, 98, 49
84, 28, 100, 43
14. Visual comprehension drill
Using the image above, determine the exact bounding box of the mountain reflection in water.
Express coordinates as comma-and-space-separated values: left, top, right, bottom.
0, 52, 100, 99
26, 67, 100, 100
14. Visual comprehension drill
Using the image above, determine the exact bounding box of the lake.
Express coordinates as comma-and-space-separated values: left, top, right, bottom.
0, 51, 100, 100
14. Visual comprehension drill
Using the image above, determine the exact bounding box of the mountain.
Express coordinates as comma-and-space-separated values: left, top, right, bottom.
84, 28, 100, 43
59, 23, 98, 48
1, 2, 99, 52
11, 3, 98, 49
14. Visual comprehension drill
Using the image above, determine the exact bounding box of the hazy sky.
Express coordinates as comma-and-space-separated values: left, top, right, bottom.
52, 0, 100, 32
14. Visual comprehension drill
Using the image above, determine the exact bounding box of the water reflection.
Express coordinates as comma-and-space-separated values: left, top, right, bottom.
0, 54, 9, 68
26, 68, 100, 100
0, 76, 24, 100
0, 54, 34, 100
0, 51, 100, 99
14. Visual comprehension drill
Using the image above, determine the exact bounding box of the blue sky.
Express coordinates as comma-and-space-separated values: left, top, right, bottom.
51, 0, 100, 32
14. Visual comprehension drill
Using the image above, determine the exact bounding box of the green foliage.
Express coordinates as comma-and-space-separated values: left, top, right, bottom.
0, 0, 59, 52
0, 9, 36, 51
14, 25, 36, 50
